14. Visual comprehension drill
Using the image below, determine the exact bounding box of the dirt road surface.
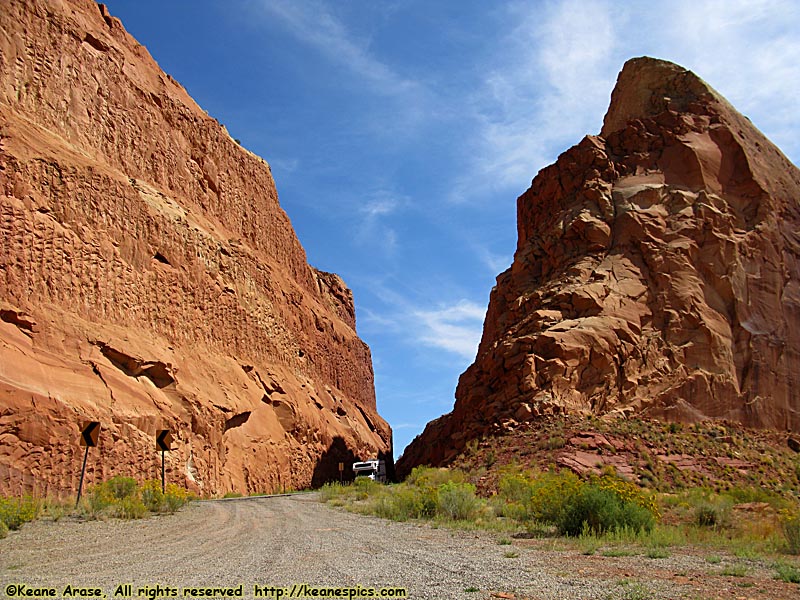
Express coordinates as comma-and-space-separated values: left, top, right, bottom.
1, 494, 798, 599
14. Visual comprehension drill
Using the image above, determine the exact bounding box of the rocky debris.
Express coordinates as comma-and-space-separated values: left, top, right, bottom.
733, 502, 774, 516
398, 57, 800, 477
568, 431, 626, 452
0, 0, 390, 496
449, 416, 800, 496
655, 454, 714, 478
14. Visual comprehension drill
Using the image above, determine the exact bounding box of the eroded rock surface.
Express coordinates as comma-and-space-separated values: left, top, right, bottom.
0, 0, 390, 496
398, 57, 800, 475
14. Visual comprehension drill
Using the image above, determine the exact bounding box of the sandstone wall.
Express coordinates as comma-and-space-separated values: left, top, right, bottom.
0, 0, 390, 496
398, 58, 799, 475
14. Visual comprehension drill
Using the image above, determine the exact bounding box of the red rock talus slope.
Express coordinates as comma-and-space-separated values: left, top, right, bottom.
398, 57, 800, 475
0, 0, 390, 496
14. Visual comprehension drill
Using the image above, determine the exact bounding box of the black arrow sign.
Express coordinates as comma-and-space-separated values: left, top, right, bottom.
156, 429, 172, 451
76, 421, 100, 508
80, 421, 100, 447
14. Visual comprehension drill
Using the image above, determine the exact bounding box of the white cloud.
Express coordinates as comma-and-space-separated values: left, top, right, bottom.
455, 0, 618, 201
453, 0, 800, 204
360, 307, 398, 329
474, 244, 512, 274
255, 0, 417, 96
412, 300, 486, 360
353, 191, 409, 255
358, 281, 485, 361
361, 197, 399, 219
252, 0, 439, 162
647, 0, 800, 159
269, 157, 299, 176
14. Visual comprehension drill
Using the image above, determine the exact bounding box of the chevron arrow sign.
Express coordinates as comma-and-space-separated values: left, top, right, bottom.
80, 421, 100, 447
156, 429, 173, 451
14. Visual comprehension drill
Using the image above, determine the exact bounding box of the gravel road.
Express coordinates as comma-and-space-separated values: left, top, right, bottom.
1, 494, 797, 600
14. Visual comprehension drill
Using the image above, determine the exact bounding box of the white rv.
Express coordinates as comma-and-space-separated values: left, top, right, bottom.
352, 459, 387, 483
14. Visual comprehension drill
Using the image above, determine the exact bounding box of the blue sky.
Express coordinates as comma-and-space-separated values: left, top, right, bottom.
102, 0, 800, 458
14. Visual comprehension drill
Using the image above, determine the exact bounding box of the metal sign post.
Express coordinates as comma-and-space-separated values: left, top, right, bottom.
156, 430, 173, 493
338, 462, 344, 483
76, 421, 100, 508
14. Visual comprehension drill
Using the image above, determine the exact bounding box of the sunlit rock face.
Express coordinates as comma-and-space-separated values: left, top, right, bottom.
397, 57, 800, 476
0, 0, 390, 496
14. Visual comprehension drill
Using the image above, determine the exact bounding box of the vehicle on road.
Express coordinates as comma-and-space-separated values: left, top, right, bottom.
352, 459, 387, 483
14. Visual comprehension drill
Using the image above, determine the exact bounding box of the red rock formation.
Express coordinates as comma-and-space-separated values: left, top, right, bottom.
398, 57, 800, 476
0, 0, 390, 496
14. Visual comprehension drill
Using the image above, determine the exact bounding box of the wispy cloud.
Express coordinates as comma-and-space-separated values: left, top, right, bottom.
453, 0, 800, 203
474, 244, 512, 275
358, 280, 485, 361
353, 190, 409, 255
454, 0, 617, 201
255, 0, 418, 96
647, 0, 800, 159
412, 300, 485, 360
269, 157, 299, 177
391, 422, 426, 430
361, 196, 400, 219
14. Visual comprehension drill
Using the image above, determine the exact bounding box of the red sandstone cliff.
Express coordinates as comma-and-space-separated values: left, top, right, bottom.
0, 0, 391, 496
398, 57, 800, 476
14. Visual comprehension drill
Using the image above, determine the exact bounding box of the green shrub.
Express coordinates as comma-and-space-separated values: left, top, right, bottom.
141, 480, 165, 512
557, 483, 654, 536
105, 476, 138, 500
82, 478, 192, 519
681, 489, 733, 530
353, 476, 383, 499
111, 496, 148, 519
400, 485, 438, 519
727, 486, 787, 508
85, 482, 114, 517
720, 565, 748, 577
694, 500, 731, 529
498, 472, 536, 506
616, 581, 653, 600
0, 495, 41, 530
320, 467, 474, 522
495, 469, 657, 536
318, 482, 346, 503
492, 498, 528, 521
138, 480, 192, 513
406, 466, 466, 488
163, 484, 192, 513
527, 470, 582, 524
774, 561, 800, 583
43, 498, 69, 522
437, 482, 480, 521
0, 519, 8, 539
780, 512, 800, 555
372, 486, 435, 521
372, 493, 409, 521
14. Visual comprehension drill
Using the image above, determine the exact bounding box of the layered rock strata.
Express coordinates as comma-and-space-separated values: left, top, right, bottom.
398, 57, 800, 475
0, 0, 390, 496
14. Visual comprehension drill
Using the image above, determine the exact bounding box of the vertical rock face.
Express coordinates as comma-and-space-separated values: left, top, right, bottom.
398, 57, 800, 475
0, 0, 391, 496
